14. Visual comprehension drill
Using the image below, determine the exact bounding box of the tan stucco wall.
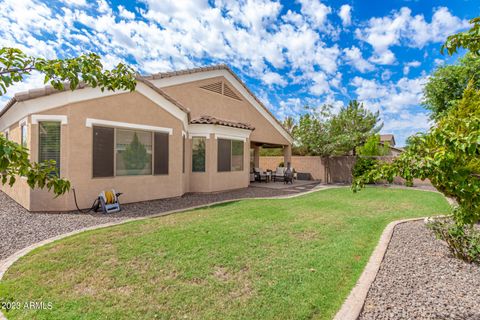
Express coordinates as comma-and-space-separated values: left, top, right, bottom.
162, 76, 290, 146
0, 120, 31, 209
189, 134, 250, 193
26, 91, 187, 211
1, 90, 254, 211
260, 156, 326, 181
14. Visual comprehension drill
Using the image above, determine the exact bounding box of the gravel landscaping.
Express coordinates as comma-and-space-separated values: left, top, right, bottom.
360, 220, 480, 320
0, 184, 320, 261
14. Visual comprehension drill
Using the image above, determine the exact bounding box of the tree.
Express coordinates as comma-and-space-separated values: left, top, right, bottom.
122, 133, 149, 171
328, 100, 383, 155
353, 83, 480, 225
357, 134, 390, 157
442, 17, 480, 56
0, 47, 137, 196
423, 53, 480, 120
282, 116, 296, 135
294, 106, 334, 156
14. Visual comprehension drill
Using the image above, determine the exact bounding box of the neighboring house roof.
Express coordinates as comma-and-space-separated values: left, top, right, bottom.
389, 146, 404, 153
380, 134, 396, 146
191, 115, 254, 130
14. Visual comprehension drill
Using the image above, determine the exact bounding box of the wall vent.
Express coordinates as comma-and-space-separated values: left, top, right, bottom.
223, 84, 241, 100
200, 81, 223, 94
200, 81, 242, 101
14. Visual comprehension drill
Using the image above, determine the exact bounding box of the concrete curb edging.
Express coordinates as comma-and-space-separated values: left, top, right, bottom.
333, 217, 427, 320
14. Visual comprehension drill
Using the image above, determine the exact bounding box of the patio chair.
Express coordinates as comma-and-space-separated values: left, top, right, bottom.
254, 168, 268, 183
273, 167, 285, 182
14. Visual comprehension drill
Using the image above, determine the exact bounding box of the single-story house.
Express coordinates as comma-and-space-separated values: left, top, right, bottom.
0, 65, 293, 211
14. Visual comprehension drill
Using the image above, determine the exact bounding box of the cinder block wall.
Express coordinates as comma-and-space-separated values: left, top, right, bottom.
259, 156, 326, 181
259, 155, 433, 186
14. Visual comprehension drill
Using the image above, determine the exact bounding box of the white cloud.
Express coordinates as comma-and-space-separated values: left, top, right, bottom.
350, 75, 429, 145
338, 4, 352, 26
381, 69, 392, 81
61, 0, 88, 7
298, 0, 331, 29
403, 60, 421, 75
434, 58, 445, 66
351, 75, 426, 114
261, 72, 287, 87
309, 72, 331, 96
343, 46, 374, 72
356, 7, 469, 65
118, 5, 135, 20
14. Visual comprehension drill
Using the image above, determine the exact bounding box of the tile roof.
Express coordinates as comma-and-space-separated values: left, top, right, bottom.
0, 78, 189, 118
0, 64, 290, 140
190, 115, 254, 130
144, 64, 291, 138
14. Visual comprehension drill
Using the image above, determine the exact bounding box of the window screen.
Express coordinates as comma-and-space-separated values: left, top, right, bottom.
192, 137, 206, 172
154, 132, 169, 175
217, 139, 244, 172
92, 126, 114, 177
39, 122, 61, 174
231, 140, 244, 171
116, 129, 152, 176
217, 139, 231, 172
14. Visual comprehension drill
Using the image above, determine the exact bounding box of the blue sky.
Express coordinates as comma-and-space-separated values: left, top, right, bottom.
0, 0, 477, 145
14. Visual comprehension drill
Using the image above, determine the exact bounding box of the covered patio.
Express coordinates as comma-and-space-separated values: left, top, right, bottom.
249, 141, 296, 185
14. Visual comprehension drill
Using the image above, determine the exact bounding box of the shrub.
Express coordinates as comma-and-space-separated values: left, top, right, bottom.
352, 157, 378, 183
426, 216, 480, 264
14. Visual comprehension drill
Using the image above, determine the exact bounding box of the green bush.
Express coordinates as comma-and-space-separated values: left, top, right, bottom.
352, 157, 378, 183
426, 216, 480, 264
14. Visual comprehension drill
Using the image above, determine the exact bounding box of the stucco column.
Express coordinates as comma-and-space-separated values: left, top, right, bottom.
253, 145, 260, 168
283, 144, 292, 167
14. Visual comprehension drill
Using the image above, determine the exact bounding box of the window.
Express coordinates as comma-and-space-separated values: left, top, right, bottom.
116, 129, 152, 176
154, 132, 169, 175
217, 139, 244, 172
3, 130, 8, 140
39, 122, 61, 174
21, 123, 27, 148
92, 126, 169, 178
93, 126, 114, 177
192, 137, 206, 172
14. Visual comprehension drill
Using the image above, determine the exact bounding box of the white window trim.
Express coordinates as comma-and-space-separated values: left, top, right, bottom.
188, 133, 210, 139
3, 128, 9, 139
215, 134, 246, 142
86, 118, 173, 135
187, 124, 251, 141
31, 114, 68, 125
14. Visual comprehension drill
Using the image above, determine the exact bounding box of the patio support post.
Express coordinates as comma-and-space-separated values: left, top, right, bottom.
283, 144, 292, 167
253, 145, 260, 168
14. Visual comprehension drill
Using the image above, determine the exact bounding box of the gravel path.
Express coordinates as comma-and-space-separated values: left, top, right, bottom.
0, 183, 320, 261
360, 220, 480, 320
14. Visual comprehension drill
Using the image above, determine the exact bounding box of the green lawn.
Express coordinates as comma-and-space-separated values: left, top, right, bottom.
0, 187, 449, 320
